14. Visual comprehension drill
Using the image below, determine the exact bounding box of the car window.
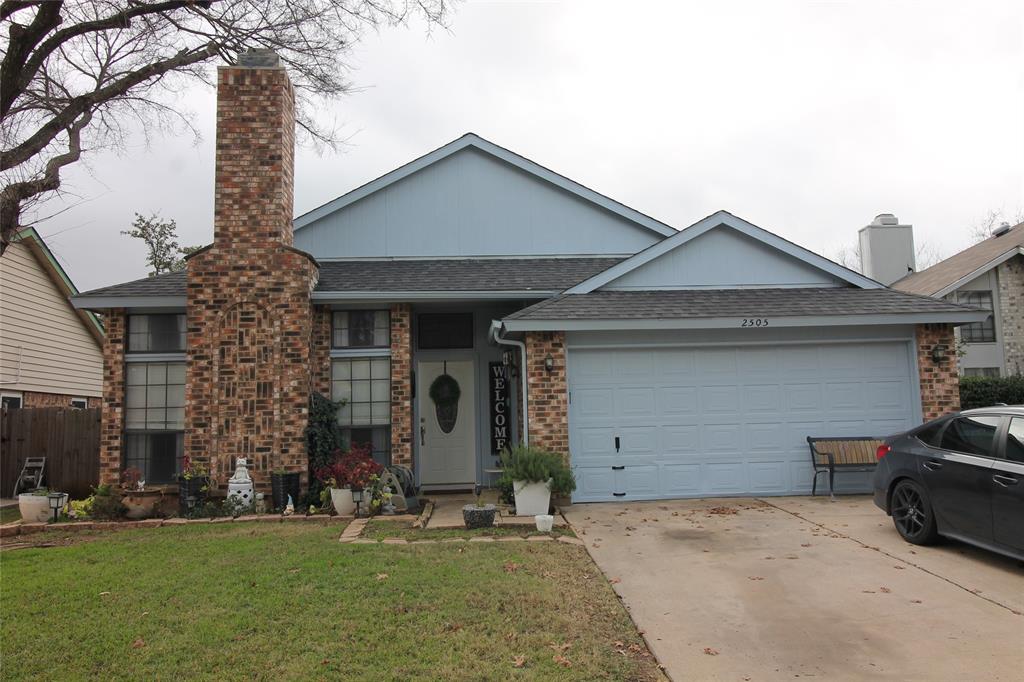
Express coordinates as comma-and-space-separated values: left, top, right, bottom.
915, 420, 947, 447
1005, 418, 1024, 464
938, 415, 1001, 458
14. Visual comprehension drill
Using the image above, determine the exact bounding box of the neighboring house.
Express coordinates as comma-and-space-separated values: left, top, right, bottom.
0, 227, 105, 409
862, 216, 1023, 377
71, 51, 985, 501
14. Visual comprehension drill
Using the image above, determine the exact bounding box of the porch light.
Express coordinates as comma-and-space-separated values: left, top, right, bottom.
930, 344, 947, 364
544, 354, 554, 373
47, 492, 63, 523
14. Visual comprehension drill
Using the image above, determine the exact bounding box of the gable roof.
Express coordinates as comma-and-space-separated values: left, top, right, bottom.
293, 133, 677, 239
564, 210, 882, 294
893, 222, 1024, 297
12, 227, 104, 343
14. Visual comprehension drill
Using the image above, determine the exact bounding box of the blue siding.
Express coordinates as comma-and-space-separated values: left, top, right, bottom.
295, 148, 663, 258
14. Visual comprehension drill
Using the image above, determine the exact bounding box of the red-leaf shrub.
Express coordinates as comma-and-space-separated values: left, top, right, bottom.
314, 443, 381, 489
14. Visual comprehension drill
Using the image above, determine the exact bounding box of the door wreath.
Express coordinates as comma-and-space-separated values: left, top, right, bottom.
429, 367, 461, 434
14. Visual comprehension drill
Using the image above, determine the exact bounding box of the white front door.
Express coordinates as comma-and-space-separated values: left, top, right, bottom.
418, 360, 476, 487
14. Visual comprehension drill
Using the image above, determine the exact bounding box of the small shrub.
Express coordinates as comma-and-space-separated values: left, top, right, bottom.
499, 445, 576, 496
89, 485, 125, 520
959, 375, 1024, 410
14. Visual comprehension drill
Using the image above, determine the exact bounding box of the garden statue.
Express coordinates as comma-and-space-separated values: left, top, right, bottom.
227, 458, 254, 509
284, 495, 295, 516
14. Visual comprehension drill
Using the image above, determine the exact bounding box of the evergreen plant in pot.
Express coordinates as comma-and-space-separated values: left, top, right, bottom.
499, 445, 576, 517
462, 484, 497, 529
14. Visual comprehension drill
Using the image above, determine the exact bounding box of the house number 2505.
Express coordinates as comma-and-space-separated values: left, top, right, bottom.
741, 318, 769, 327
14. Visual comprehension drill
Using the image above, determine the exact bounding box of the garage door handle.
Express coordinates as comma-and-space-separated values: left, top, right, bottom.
613, 492, 626, 497
923, 460, 943, 471
612, 465, 625, 471
993, 475, 1018, 487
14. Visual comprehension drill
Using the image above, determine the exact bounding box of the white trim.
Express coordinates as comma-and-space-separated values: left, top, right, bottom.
125, 353, 186, 363
330, 348, 392, 359
564, 210, 883, 294
293, 133, 677, 238
503, 311, 990, 333
1, 391, 24, 408
312, 290, 557, 303
565, 336, 916, 350
70, 397, 89, 409
489, 320, 528, 447
931, 246, 1024, 298
71, 295, 186, 309
315, 254, 633, 262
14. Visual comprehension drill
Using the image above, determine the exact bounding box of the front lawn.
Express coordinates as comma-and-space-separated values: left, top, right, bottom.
1, 522, 661, 680
362, 519, 576, 541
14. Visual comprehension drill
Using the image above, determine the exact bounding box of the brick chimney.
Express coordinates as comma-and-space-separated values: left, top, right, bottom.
185, 50, 318, 489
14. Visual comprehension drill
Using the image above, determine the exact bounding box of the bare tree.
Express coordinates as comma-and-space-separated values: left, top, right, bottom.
0, 0, 453, 254
832, 239, 943, 275
968, 208, 1024, 243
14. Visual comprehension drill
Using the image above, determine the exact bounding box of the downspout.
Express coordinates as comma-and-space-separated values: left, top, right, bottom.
489, 320, 528, 446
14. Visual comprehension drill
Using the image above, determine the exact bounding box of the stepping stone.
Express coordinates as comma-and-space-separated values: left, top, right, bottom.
527, 535, 553, 542
557, 535, 584, 545
352, 538, 377, 544
496, 536, 525, 542
381, 538, 408, 545
441, 537, 467, 543
410, 539, 439, 544
468, 537, 494, 543
163, 518, 188, 525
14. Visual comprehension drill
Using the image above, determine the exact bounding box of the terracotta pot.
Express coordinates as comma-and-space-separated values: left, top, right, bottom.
120, 491, 159, 520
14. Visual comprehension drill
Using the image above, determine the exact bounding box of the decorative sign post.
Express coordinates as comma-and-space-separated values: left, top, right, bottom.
489, 362, 511, 456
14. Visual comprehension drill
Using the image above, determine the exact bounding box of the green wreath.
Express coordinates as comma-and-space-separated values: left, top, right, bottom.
429, 373, 461, 408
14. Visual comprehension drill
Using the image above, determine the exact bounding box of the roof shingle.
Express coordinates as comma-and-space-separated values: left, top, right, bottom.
893, 223, 1024, 296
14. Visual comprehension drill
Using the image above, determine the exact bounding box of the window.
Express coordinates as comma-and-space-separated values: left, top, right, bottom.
70, 397, 88, 409
125, 362, 185, 483
1005, 418, 1024, 464
957, 292, 996, 343
417, 313, 473, 349
938, 415, 1001, 458
332, 311, 389, 348
1, 392, 23, 409
128, 314, 186, 352
332, 357, 391, 467
915, 419, 948, 447
963, 367, 1000, 378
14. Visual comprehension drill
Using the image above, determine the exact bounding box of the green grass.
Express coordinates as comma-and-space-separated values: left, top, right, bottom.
362, 519, 576, 541
0, 506, 20, 524
1, 522, 660, 680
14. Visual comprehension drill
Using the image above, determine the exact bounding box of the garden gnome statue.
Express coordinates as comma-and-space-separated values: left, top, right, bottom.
284, 495, 295, 516
227, 458, 254, 508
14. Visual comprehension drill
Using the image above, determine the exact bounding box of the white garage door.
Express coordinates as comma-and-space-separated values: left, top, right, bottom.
568, 342, 917, 502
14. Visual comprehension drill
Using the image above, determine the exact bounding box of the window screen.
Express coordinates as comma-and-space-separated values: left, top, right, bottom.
417, 313, 473, 349
332, 311, 389, 348
938, 415, 1001, 458
332, 357, 391, 426
128, 314, 186, 352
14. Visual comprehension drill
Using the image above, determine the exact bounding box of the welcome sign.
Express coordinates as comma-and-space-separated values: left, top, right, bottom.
489, 362, 511, 454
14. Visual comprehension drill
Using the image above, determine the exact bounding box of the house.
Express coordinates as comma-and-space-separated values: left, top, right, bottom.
868, 217, 1023, 378
71, 50, 985, 501
0, 227, 104, 410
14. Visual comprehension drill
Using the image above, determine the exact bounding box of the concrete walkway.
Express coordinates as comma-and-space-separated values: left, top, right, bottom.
565, 496, 1023, 681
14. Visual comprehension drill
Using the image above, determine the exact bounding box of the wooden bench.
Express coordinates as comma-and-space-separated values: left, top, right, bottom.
806, 437, 883, 500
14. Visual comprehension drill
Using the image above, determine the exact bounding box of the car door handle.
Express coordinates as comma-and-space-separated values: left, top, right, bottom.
923, 460, 943, 471
993, 474, 1018, 487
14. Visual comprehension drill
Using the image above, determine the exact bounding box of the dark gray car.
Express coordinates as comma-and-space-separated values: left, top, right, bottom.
873, 406, 1024, 561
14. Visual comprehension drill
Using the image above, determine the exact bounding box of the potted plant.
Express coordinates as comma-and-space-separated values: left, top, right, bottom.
270, 468, 301, 513
119, 467, 159, 519
178, 455, 211, 515
314, 445, 381, 516
462, 485, 497, 529
17, 488, 67, 523
499, 445, 576, 517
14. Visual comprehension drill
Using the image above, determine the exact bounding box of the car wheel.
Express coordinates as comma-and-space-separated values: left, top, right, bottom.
890, 479, 939, 545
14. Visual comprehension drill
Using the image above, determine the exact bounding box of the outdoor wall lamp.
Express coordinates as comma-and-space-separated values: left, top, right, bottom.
544, 353, 554, 373
930, 344, 948, 364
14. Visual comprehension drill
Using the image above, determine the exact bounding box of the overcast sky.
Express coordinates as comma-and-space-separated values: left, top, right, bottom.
30, 0, 1024, 292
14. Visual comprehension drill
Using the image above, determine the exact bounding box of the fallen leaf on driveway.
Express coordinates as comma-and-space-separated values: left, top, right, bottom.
893, 565, 905, 570
512, 655, 526, 668
609, 577, 621, 584
703, 647, 719, 656
747, 576, 764, 581
862, 590, 876, 593
910, 599, 923, 604
131, 638, 146, 649
879, 587, 891, 593
800, 543, 812, 547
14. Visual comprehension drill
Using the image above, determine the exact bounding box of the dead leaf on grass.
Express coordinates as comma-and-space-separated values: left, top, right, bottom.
552, 654, 572, 667
376, 573, 389, 581
99, 591, 110, 596
443, 622, 463, 632
504, 562, 520, 573
703, 647, 719, 656
512, 655, 526, 668
131, 638, 146, 649
549, 642, 571, 653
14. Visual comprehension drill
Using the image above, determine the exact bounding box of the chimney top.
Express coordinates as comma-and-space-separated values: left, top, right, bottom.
871, 213, 900, 226
237, 49, 281, 68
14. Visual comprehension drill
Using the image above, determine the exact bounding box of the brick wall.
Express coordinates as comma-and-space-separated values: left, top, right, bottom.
525, 331, 568, 455
997, 255, 1023, 376
390, 304, 413, 468
184, 56, 317, 490
917, 323, 960, 421
99, 309, 126, 485
23, 391, 100, 408
311, 305, 332, 396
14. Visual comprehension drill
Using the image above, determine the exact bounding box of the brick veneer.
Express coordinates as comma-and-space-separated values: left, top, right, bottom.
917, 323, 960, 421
390, 304, 413, 467
184, 58, 317, 490
997, 255, 1023, 375
99, 309, 126, 485
525, 331, 569, 456
23, 392, 100, 408
311, 305, 332, 396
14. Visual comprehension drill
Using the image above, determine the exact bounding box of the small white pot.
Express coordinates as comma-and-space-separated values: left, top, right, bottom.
535, 514, 554, 532
330, 487, 355, 516
18, 493, 66, 523
513, 479, 552, 517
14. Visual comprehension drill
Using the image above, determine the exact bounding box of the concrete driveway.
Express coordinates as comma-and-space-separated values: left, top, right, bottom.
565, 496, 1023, 681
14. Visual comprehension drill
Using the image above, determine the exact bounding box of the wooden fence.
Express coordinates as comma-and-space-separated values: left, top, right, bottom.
1, 407, 100, 499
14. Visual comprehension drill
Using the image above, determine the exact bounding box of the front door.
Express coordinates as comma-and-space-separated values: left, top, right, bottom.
418, 360, 476, 487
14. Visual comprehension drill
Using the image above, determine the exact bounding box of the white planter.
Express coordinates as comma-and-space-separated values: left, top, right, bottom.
535, 514, 554, 532
330, 487, 355, 516
513, 479, 552, 517
18, 493, 66, 523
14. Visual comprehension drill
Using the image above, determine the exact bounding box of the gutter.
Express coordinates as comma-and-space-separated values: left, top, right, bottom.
489, 320, 528, 447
